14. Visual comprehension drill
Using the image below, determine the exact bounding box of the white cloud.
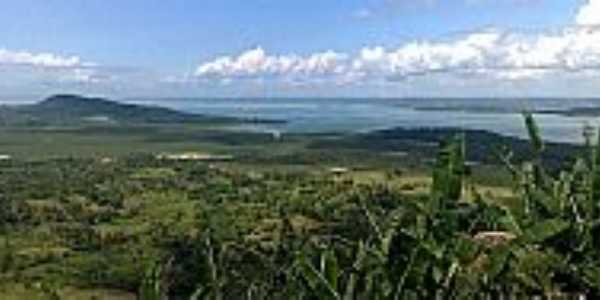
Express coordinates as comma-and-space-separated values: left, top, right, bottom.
194, 0, 600, 84
0, 48, 115, 88
195, 47, 348, 79
0, 48, 90, 68
354, 31, 502, 79
57, 68, 111, 84
353, 27, 600, 80
576, 0, 600, 25
194, 26, 600, 84
187, 0, 600, 89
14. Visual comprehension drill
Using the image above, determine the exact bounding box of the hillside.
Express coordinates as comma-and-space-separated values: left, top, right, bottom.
0, 95, 280, 126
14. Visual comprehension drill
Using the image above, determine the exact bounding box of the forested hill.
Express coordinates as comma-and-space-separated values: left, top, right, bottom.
0, 94, 280, 126
308, 127, 581, 170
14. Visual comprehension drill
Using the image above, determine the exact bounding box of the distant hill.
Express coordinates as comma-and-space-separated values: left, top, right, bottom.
0, 94, 282, 126
537, 106, 600, 117
308, 127, 579, 170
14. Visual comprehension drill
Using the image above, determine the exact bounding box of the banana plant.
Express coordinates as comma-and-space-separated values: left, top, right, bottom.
139, 261, 166, 300
495, 113, 600, 295
189, 236, 227, 300
431, 133, 466, 206
160, 112, 600, 298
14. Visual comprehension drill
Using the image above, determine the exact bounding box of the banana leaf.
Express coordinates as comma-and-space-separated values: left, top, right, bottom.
522, 218, 569, 244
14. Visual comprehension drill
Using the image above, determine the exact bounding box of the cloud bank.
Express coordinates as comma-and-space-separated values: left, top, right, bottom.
4, 0, 600, 96
192, 0, 600, 86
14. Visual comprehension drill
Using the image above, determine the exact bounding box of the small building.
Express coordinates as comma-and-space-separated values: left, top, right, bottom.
100, 157, 114, 164
270, 130, 282, 141
329, 167, 349, 175
158, 152, 234, 162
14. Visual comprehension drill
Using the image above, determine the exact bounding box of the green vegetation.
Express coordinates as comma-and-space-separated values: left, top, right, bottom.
0, 101, 598, 298
0, 95, 282, 126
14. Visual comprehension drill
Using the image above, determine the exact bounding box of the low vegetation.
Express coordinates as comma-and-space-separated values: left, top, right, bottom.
0, 113, 598, 299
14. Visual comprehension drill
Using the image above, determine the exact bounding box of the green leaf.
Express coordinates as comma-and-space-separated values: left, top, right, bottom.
323, 250, 340, 292
496, 205, 523, 235
591, 127, 600, 218
582, 265, 600, 289
443, 261, 460, 288
523, 219, 569, 243
453, 236, 480, 263
296, 251, 340, 299
432, 134, 466, 202
512, 249, 564, 293
343, 242, 366, 300
523, 112, 544, 154
530, 189, 561, 217
487, 245, 511, 279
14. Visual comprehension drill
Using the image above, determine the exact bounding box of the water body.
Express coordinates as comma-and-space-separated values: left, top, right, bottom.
124, 98, 600, 144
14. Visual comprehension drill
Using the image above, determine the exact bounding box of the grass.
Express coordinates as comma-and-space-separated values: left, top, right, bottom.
0, 125, 232, 159
0, 119, 586, 298
0, 283, 135, 300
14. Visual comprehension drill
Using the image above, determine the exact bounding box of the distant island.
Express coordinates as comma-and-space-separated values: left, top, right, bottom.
536, 106, 600, 117
414, 103, 600, 117
0, 94, 285, 126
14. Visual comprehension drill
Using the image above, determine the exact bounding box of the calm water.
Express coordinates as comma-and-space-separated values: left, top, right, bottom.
125, 98, 600, 144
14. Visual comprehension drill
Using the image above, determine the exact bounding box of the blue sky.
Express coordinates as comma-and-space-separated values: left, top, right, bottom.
1, 0, 599, 99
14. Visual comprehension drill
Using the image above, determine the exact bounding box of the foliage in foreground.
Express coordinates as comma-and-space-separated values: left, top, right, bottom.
0, 114, 598, 299
141, 113, 600, 299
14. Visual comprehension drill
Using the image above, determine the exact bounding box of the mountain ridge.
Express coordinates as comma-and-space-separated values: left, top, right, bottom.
0, 94, 282, 126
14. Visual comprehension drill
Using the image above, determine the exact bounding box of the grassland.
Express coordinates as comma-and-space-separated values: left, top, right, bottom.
1, 113, 597, 298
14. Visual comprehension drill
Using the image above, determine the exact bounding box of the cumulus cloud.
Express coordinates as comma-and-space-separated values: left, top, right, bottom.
353, 31, 502, 79
189, 0, 600, 86
353, 27, 600, 80
193, 27, 600, 84
0, 48, 90, 68
195, 47, 347, 79
576, 0, 600, 25
0, 48, 115, 88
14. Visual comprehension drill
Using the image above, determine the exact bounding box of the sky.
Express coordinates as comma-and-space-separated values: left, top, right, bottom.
1, 0, 600, 99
